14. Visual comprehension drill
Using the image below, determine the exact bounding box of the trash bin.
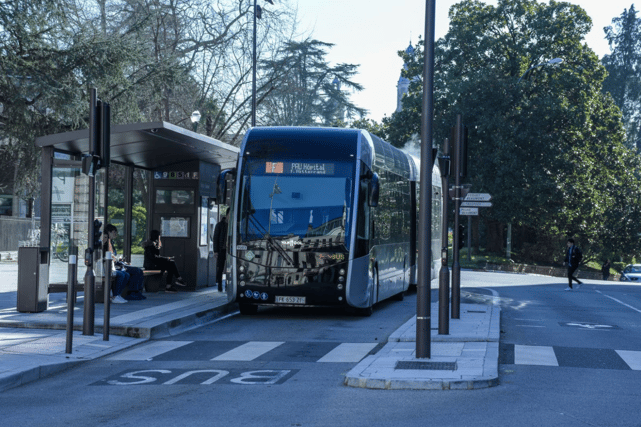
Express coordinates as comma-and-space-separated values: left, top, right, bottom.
17, 246, 49, 313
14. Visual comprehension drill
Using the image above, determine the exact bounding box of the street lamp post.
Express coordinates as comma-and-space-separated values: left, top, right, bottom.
252, 0, 274, 127
416, 0, 436, 359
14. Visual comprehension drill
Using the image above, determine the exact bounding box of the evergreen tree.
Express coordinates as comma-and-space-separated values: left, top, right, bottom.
602, 5, 641, 149
259, 39, 366, 126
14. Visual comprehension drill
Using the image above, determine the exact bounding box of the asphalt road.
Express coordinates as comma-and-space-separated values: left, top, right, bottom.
1, 271, 641, 427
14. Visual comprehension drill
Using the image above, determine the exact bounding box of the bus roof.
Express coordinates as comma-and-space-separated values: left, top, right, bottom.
243, 127, 419, 180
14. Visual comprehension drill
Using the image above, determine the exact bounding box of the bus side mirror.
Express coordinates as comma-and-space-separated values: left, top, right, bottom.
369, 172, 379, 207
217, 168, 236, 205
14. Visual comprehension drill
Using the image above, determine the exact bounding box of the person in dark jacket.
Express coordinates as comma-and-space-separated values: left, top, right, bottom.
143, 230, 186, 293
213, 215, 228, 292
563, 238, 583, 291
601, 259, 611, 281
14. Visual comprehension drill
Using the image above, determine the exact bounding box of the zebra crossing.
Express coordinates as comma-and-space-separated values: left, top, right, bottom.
108, 340, 379, 364
500, 343, 641, 371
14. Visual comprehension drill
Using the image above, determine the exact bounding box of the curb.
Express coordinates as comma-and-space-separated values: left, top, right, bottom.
0, 360, 84, 393
344, 375, 500, 390
0, 302, 239, 339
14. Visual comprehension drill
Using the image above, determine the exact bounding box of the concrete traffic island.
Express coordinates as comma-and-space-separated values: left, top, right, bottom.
344, 303, 500, 390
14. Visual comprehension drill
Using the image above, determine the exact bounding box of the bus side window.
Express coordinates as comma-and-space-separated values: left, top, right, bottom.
355, 179, 370, 258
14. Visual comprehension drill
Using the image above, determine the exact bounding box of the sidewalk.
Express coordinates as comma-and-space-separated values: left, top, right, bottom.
0, 285, 235, 392
345, 302, 500, 390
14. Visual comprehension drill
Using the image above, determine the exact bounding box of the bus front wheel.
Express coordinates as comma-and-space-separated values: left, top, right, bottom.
239, 303, 258, 315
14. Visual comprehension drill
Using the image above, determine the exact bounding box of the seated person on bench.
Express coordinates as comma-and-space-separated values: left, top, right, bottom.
142, 230, 186, 293
103, 224, 145, 302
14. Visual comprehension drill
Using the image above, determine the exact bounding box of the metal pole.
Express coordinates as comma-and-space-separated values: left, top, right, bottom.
438, 140, 450, 335
451, 114, 462, 319
65, 248, 77, 354
103, 252, 112, 341
410, 181, 417, 286
83, 88, 97, 335
251, 0, 257, 127
467, 216, 472, 262
416, 0, 436, 359
507, 222, 512, 260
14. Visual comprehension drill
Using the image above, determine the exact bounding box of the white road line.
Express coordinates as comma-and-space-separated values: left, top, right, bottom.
211, 341, 284, 361
317, 343, 377, 363
514, 345, 559, 366
108, 340, 192, 360
616, 350, 641, 370
596, 290, 641, 314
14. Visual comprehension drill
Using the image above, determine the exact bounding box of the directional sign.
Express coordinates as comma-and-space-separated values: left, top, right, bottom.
461, 201, 493, 208
459, 207, 478, 216
464, 193, 492, 201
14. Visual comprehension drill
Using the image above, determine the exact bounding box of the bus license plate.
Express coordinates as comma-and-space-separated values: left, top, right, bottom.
275, 296, 306, 304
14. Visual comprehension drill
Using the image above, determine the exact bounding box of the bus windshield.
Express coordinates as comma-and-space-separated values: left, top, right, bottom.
238, 158, 355, 250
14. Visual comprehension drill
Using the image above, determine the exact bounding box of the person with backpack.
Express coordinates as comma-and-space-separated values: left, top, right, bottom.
563, 238, 583, 291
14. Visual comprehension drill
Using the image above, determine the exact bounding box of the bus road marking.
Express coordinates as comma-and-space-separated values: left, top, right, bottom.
99, 369, 297, 386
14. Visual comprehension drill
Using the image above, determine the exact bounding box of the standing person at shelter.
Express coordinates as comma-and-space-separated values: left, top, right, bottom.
213, 215, 228, 292
103, 224, 145, 302
601, 259, 611, 281
143, 230, 186, 293
563, 238, 583, 291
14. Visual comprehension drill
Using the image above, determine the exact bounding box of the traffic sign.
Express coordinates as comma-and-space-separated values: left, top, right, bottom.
464, 193, 492, 201
459, 207, 478, 216
461, 201, 492, 208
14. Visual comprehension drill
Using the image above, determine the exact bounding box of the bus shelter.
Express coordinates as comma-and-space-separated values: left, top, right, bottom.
22, 121, 239, 311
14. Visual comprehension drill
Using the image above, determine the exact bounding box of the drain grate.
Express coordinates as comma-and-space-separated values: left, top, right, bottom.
467, 310, 486, 313
395, 361, 457, 371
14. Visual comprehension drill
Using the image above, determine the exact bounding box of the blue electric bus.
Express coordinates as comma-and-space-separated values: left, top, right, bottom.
217, 127, 442, 315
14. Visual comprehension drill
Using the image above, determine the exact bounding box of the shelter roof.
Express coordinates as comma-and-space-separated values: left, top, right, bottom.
35, 121, 239, 170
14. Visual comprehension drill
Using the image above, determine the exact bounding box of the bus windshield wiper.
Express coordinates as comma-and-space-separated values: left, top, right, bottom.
247, 213, 295, 265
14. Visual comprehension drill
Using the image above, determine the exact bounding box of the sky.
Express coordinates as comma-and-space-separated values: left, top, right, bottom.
293, 0, 635, 123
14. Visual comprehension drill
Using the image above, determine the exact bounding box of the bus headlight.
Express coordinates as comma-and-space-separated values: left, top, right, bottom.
239, 265, 245, 273
339, 269, 346, 276
338, 276, 345, 282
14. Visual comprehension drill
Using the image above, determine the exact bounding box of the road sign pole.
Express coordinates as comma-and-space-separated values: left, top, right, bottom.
438, 139, 450, 335
451, 114, 462, 320
83, 88, 97, 336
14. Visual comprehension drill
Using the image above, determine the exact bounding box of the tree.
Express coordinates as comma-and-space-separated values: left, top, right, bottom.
385, 0, 641, 264
349, 118, 387, 139
0, 0, 301, 212
259, 39, 366, 126
602, 5, 641, 149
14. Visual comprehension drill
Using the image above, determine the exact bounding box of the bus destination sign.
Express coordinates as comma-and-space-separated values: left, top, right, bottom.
266, 162, 334, 175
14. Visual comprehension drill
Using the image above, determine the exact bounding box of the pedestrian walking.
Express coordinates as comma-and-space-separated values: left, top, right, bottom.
601, 259, 611, 281
213, 215, 228, 292
563, 238, 583, 290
